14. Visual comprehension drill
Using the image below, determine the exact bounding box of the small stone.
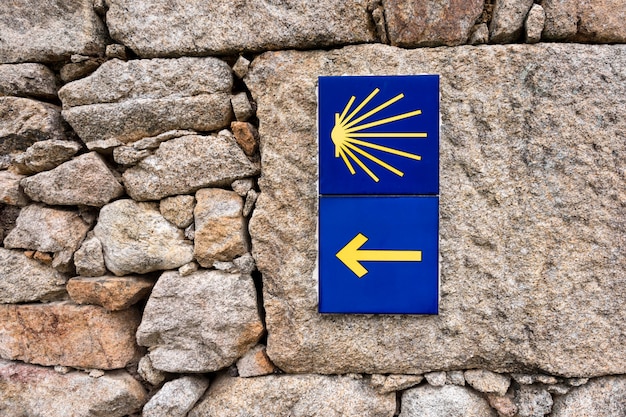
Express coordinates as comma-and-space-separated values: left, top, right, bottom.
370, 374, 424, 394
486, 393, 518, 417
12, 140, 82, 175
160, 195, 195, 229
512, 374, 536, 385
231, 178, 254, 196
178, 261, 199, 276
525, 4, 545, 43
106, 44, 128, 60
137, 356, 166, 386
400, 384, 496, 417
131, 130, 196, 151
446, 371, 465, 386
194, 188, 247, 268
143, 376, 209, 417
85, 138, 122, 152
60, 59, 101, 83
67, 275, 153, 311
233, 253, 256, 274
551, 376, 626, 417
514, 385, 553, 417
231, 92, 254, 121
71, 55, 91, 63
424, 371, 447, 387
231, 121, 259, 156
184, 224, 195, 240
33, 251, 52, 264
214, 261, 238, 273
464, 369, 511, 396
0, 170, 29, 206
0, 63, 58, 99
54, 365, 71, 374
236, 345, 277, 378
21, 152, 124, 207
566, 378, 589, 387
542, 0, 626, 42
113, 146, 151, 165
89, 369, 105, 378
74, 235, 107, 277
547, 384, 570, 395
243, 189, 258, 217
490, 0, 534, 43
535, 374, 559, 385
232, 56, 250, 79
468, 23, 489, 45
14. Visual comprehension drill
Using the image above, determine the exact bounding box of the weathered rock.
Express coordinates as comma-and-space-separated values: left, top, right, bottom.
514, 385, 553, 417
123, 132, 259, 201
551, 375, 626, 417
543, 0, 626, 42
194, 188, 247, 268
137, 355, 166, 386
0, 302, 141, 369
3, 204, 91, 268
246, 44, 626, 376
231, 92, 254, 121
0, 63, 58, 99
486, 394, 518, 417
160, 195, 195, 228
94, 199, 194, 276
113, 145, 151, 165
21, 152, 124, 207
243, 189, 259, 217
131, 129, 196, 151
189, 374, 396, 417
137, 270, 263, 373
383, 0, 484, 47
0, 97, 66, 156
370, 374, 424, 394
105, 0, 375, 57
0, 360, 147, 417
233, 253, 256, 274
447, 371, 465, 386
106, 44, 128, 60
236, 345, 278, 377
143, 376, 209, 417
12, 139, 82, 174
399, 384, 496, 417
74, 234, 107, 276
59, 57, 234, 145
525, 4, 545, 43
232, 56, 251, 79
0, 248, 67, 303
0, 205, 20, 240
179, 261, 200, 276
424, 371, 447, 387
469, 23, 490, 44
0, 0, 106, 63
60, 59, 102, 83
0, 170, 29, 206
67, 275, 153, 311
489, 0, 534, 43
231, 178, 254, 196
464, 369, 511, 395
231, 121, 259, 156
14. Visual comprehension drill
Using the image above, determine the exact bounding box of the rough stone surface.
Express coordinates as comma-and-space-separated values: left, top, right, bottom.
246, 44, 626, 376
143, 376, 209, 417
0, 302, 141, 369
189, 374, 396, 417
194, 188, 247, 268
21, 152, 124, 207
106, 44, 128, 60
489, 0, 534, 43
131, 129, 196, 151
160, 195, 195, 228
0, 360, 147, 417
231, 121, 259, 156
425, 371, 447, 387
138, 355, 166, 386
370, 374, 424, 394
94, 199, 194, 276
0, 0, 106, 63
399, 385, 496, 417
12, 139, 82, 175
0, 205, 20, 241
543, 0, 626, 42
469, 23, 490, 44
464, 369, 511, 395
67, 275, 153, 311
0, 97, 66, 155
123, 132, 259, 201
60, 59, 102, 83
447, 371, 465, 386
231, 178, 254, 196
0, 248, 67, 303
106, 0, 375, 57
231, 92, 254, 121
551, 376, 626, 417
487, 394, 518, 417
59, 58, 234, 145
137, 270, 263, 373
113, 146, 151, 166
74, 235, 107, 276
236, 345, 278, 377
0, 63, 58, 99
0, 171, 29, 206
525, 4, 545, 43
514, 385, 553, 417
232, 56, 251, 79
384, 0, 484, 47
243, 189, 259, 217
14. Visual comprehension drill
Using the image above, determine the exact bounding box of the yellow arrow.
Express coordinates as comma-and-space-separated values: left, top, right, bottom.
336, 233, 422, 278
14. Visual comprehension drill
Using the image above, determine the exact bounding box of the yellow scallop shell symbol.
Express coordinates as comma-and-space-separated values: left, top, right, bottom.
331, 88, 427, 182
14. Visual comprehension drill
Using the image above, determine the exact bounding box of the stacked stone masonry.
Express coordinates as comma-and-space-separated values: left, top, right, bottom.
0, 1, 624, 416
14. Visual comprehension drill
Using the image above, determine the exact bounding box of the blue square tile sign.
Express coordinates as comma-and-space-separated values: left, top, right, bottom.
319, 196, 439, 314
319, 75, 439, 195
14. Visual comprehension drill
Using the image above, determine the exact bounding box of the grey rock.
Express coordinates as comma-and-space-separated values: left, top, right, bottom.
232, 56, 251, 79
370, 374, 424, 394
0, 360, 146, 417
105, 0, 375, 57
446, 371, 465, 386
178, 261, 199, 277
0, 248, 67, 303
231, 178, 254, 196
514, 385, 553, 417
0, 171, 29, 206
0, 0, 106, 63
236, 345, 277, 377
130, 129, 196, 151
246, 44, 626, 376
60, 59, 102, 83
543, 0, 626, 42
123, 132, 260, 201
189, 374, 396, 417
12, 139, 82, 175
546, 384, 570, 395
551, 376, 626, 417
399, 384, 496, 417
231, 92, 254, 121
424, 371, 447, 387
94, 199, 194, 276
0, 63, 58, 99
489, 0, 534, 43
74, 235, 107, 276
566, 378, 589, 387
464, 369, 510, 396
243, 189, 259, 217
137, 355, 166, 386
525, 4, 545, 43
160, 195, 195, 229
143, 376, 209, 417
106, 44, 128, 60
468, 23, 490, 45
512, 374, 536, 385
137, 270, 263, 373
113, 146, 151, 166
85, 138, 122, 152
214, 261, 238, 273
59, 57, 234, 145
233, 253, 256, 274
21, 152, 124, 207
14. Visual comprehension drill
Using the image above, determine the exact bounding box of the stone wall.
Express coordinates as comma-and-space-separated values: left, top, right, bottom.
0, 1, 624, 416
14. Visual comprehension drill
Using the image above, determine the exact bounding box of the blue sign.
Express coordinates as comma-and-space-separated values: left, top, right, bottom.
319, 75, 439, 196
319, 196, 439, 314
